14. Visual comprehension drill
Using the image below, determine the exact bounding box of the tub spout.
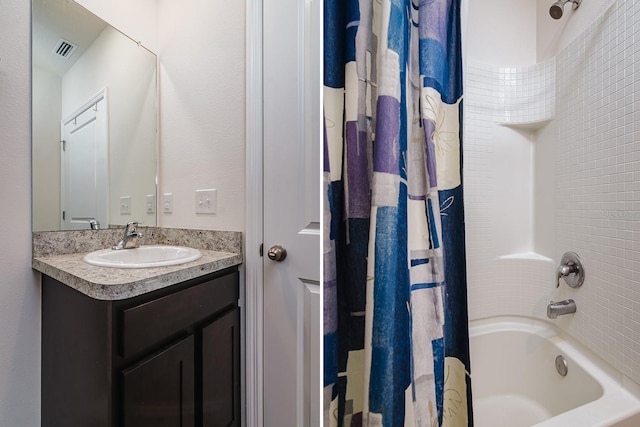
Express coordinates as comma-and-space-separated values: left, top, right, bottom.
547, 299, 576, 319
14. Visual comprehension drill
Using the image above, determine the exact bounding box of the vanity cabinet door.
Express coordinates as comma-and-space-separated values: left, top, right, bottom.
122, 335, 195, 427
202, 307, 241, 427
42, 268, 240, 427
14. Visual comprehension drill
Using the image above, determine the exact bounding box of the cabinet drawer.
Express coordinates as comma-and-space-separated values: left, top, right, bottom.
120, 271, 238, 358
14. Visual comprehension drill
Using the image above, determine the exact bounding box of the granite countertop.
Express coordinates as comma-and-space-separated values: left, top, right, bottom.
32, 228, 243, 300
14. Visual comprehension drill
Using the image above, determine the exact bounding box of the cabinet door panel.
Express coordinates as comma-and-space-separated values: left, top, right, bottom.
202, 308, 240, 427
121, 271, 239, 358
122, 335, 195, 427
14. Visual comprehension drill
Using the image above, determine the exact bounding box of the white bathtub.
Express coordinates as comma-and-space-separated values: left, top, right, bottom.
469, 317, 640, 427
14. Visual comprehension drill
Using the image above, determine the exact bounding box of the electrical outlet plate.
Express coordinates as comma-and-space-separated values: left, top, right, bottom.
195, 189, 217, 214
120, 196, 131, 215
146, 194, 156, 214
162, 193, 173, 213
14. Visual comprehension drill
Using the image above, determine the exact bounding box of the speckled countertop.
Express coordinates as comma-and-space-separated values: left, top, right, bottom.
32, 228, 243, 300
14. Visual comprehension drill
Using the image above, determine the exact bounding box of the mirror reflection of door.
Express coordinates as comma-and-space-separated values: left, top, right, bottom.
61, 90, 109, 230
32, 0, 158, 232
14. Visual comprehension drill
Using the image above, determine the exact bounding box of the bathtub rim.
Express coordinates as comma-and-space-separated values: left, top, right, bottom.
469, 315, 640, 427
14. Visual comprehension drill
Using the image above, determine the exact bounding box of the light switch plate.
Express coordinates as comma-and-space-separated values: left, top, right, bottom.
195, 189, 217, 214
120, 196, 131, 215
162, 193, 173, 214
146, 194, 155, 214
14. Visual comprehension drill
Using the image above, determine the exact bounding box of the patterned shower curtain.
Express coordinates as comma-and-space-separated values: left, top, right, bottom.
323, 0, 472, 426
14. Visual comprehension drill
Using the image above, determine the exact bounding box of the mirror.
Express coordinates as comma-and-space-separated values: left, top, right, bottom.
32, 0, 158, 231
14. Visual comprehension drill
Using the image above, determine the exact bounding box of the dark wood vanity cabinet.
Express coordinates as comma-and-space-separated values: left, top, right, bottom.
42, 267, 241, 427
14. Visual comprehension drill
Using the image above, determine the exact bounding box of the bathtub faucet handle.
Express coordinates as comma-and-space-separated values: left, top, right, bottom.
556, 264, 575, 288
556, 252, 585, 288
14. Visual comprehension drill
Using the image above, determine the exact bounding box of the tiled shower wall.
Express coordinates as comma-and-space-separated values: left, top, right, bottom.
465, 0, 640, 386
554, 0, 640, 385
464, 60, 556, 321
466, 59, 555, 124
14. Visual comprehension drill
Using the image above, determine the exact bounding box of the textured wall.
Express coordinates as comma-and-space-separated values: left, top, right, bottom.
32, 66, 62, 231
463, 1, 552, 321
536, 0, 616, 61
75, 0, 159, 53
157, 0, 246, 232
463, 61, 556, 321
464, 0, 537, 66
0, 0, 42, 424
553, 0, 640, 385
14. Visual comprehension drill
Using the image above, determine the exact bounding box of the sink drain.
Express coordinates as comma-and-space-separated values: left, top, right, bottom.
555, 355, 568, 376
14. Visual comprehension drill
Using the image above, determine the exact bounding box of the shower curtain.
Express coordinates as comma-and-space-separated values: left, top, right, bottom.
323, 0, 472, 426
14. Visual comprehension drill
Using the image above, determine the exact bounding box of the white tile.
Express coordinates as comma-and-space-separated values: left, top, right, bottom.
465, 0, 640, 386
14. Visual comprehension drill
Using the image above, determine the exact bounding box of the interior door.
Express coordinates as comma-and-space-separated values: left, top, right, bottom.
61, 91, 108, 230
262, 0, 321, 425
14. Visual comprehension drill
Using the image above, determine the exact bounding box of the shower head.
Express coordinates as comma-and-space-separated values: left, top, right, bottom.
550, 0, 582, 20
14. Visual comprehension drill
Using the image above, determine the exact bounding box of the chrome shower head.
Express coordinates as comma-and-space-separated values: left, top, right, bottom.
550, 0, 582, 20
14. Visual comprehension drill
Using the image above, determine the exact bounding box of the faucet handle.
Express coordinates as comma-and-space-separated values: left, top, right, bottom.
556, 264, 574, 287
124, 221, 141, 236
113, 221, 144, 250
556, 252, 585, 288
125, 220, 139, 229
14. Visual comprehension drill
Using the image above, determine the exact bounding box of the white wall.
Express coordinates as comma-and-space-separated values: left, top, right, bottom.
533, 0, 614, 260
464, 0, 538, 261
464, 0, 537, 66
62, 26, 158, 227
68, 0, 246, 231
550, 0, 640, 386
532, 117, 556, 257
536, 0, 616, 61
467, 0, 640, 387
75, 0, 159, 53
157, 0, 246, 231
0, 0, 41, 424
32, 65, 62, 231
463, 0, 550, 320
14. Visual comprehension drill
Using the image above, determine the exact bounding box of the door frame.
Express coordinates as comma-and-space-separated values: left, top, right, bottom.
245, 0, 264, 425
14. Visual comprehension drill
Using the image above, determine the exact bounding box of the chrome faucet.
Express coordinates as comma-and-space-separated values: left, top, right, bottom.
113, 221, 143, 250
89, 219, 100, 230
547, 299, 576, 319
556, 252, 585, 288
556, 263, 579, 287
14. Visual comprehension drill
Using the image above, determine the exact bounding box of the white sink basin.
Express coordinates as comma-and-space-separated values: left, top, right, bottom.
84, 245, 202, 268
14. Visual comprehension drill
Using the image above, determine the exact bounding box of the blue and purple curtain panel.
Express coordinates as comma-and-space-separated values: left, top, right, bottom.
323, 0, 472, 426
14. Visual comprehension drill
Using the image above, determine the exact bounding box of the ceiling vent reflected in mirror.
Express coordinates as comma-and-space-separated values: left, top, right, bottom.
53, 38, 77, 59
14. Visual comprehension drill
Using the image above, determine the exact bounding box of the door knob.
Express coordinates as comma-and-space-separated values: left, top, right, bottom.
267, 245, 287, 262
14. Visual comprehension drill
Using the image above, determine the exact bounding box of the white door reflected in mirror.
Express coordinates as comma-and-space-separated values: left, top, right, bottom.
61, 90, 108, 230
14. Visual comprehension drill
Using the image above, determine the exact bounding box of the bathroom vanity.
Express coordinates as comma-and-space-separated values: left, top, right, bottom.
33, 228, 243, 427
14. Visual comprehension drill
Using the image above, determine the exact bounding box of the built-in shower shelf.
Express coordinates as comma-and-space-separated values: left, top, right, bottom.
465, 58, 556, 128
499, 119, 552, 132
498, 252, 553, 262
